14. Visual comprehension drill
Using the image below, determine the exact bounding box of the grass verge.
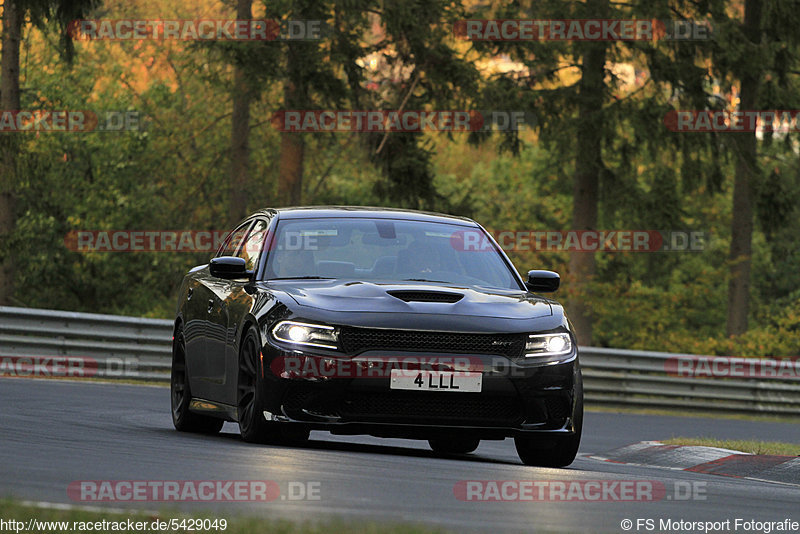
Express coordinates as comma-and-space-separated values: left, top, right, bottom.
662, 437, 800, 456
0, 499, 447, 534
586, 405, 800, 424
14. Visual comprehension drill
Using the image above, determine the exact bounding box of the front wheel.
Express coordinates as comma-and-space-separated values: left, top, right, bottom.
237, 325, 274, 443
236, 326, 311, 445
515, 370, 583, 467
171, 327, 224, 434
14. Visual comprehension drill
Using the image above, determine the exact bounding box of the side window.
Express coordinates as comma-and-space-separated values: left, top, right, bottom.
239, 219, 268, 271
216, 222, 252, 258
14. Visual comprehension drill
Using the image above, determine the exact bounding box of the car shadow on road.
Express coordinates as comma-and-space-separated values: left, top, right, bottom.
298, 437, 523, 467
157, 425, 523, 466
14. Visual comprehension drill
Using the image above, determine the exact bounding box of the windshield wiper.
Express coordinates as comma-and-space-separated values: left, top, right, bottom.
402, 278, 451, 284
268, 276, 333, 280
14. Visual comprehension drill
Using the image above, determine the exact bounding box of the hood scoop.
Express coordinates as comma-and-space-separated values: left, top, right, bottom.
386, 290, 464, 303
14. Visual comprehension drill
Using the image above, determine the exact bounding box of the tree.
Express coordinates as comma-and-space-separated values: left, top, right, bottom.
568, 0, 609, 345
368, 0, 482, 210
273, 0, 327, 206
228, 0, 254, 226
462, 0, 730, 344
0, 0, 23, 305
264, 0, 485, 209
0, 0, 99, 306
725, 0, 761, 336
710, 0, 800, 336
277, 41, 308, 205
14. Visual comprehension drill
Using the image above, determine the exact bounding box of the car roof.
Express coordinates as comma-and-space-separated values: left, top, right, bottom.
251, 206, 479, 226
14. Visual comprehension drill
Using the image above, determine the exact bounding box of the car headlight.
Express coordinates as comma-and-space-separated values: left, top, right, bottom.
524, 333, 572, 357
272, 320, 339, 350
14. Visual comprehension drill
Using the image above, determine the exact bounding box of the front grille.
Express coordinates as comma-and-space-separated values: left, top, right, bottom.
339, 392, 524, 426
386, 290, 464, 303
339, 326, 526, 358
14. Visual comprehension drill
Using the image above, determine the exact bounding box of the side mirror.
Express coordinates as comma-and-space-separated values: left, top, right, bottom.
210, 256, 249, 279
526, 270, 560, 293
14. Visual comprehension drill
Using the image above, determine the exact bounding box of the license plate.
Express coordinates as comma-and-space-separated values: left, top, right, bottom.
389, 369, 482, 392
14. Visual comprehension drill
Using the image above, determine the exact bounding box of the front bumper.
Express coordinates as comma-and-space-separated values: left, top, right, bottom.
258, 341, 580, 440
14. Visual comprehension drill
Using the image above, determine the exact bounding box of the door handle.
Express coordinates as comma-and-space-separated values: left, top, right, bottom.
207, 299, 214, 313
187, 288, 193, 300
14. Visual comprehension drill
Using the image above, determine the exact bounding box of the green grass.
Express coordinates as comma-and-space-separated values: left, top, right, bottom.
662, 437, 800, 456
586, 405, 800, 424
0, 499, 448, 534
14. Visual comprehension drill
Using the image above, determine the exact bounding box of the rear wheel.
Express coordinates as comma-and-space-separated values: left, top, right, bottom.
515, 370, 583, 467
171, 327, 223, 434
428, 437, 480, 455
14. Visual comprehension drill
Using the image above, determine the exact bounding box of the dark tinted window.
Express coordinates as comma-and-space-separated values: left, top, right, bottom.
216, 222, 252, 258
239, 219, 268, 271
264, 218, 520, 290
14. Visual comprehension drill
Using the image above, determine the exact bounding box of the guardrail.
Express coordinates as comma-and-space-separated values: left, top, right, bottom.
0, 306, 173, 381
1, 306, 798, 416
580, 348, 800, 416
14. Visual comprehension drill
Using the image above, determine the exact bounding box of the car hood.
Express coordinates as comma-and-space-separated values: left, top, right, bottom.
260, 279, 552, 320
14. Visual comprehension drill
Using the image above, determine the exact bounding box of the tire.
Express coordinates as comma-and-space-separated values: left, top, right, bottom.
236, 325, 310, 445
428, 437, 480, 455
237, 325, 275, 443
171, 327, 224, 434
515, 369, 583, 467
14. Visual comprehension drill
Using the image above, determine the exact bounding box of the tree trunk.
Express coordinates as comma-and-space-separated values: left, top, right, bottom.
277, 44, 305, 206
228, 0, 253, 226
567, 0, 608, 346
0, 0, 23, 305
726, 0, 762, 337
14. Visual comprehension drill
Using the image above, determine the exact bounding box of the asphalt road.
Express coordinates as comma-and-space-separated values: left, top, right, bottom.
1, 378, 799, 532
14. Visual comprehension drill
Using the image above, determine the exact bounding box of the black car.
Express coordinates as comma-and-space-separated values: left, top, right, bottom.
171, 207, 582, 467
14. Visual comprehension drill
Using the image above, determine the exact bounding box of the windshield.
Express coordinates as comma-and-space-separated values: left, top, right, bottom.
263, 218, 521, 290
